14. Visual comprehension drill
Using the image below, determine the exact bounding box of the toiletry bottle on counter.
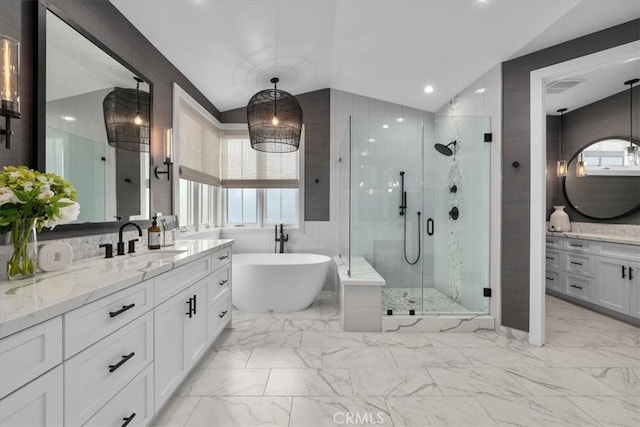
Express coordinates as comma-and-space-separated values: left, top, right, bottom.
148, 216, 162, 249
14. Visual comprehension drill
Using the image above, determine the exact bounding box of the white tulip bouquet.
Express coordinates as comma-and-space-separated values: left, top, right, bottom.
0, 166, 80, 278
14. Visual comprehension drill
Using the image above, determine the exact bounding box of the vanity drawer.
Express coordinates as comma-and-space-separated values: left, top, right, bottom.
545, 250, 563, 270
64, 280, 153, 358
564, 273, 593, 301
209, 265, 230, 302
0, 316, 62, 399
565, 253, 594, 278
208, 289, 231, 340
545, 236, 561, 249
64, 311, 153, 426
155, 254, 212, 305
84, 363, 154, 427
212, 246, 231, 272
545, 269, 561, 292
566, 239, 592, 253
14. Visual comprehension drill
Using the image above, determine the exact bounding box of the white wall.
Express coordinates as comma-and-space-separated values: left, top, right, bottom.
436, 64, 502, 323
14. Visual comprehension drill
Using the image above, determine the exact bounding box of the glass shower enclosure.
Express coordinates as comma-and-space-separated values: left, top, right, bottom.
349, 113, 491, 315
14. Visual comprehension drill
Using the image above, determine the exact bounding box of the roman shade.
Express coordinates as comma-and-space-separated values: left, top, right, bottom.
178, 99, 220, 186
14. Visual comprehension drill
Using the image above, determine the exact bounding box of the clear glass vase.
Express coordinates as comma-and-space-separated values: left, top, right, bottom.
7, 218, 38, 280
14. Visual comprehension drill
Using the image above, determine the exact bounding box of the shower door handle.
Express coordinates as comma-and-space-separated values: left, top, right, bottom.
426, 218, 434, 236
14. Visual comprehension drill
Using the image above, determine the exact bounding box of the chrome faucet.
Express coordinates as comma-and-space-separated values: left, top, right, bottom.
275, 223, 288, 254
117, 222, 143, 256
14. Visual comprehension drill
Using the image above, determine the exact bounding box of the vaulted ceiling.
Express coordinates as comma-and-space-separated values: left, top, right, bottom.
111, 0, 640, 113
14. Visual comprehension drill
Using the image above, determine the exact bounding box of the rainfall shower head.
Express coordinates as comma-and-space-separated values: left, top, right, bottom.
434, 140, 457, 156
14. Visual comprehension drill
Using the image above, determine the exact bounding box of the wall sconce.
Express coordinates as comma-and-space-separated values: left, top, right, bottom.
154, 128, 173, 180
0, 36, 21, 149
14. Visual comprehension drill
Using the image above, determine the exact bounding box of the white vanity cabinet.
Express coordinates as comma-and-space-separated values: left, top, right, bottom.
0, 240, 233, 427
546, 235, 639, 321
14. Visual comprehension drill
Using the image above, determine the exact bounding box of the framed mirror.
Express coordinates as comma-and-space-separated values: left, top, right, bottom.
563, 138, 640, 220
36, 5, 152, 231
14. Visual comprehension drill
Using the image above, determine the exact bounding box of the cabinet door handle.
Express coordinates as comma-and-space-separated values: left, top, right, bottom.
186, 298, 193, 318
109, 303, 136, 318
545, 256, 554, 260
545, 277, 554, 281
108, 352, 135, 373
192, 294, 197, 315
219, 279, 228, 286
219, 310, 228, 318
570, 261, 583, 266
121, 413, 136, 427
569, 284, 583, 290
630, 267, 634, 280
622, 266, 626, 279
218, 255, 229, 260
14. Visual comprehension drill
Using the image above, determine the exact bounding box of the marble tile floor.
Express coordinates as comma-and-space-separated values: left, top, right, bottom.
153, 292, 639, 426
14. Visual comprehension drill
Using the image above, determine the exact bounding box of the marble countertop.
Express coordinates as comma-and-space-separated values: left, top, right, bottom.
0, 239, 234, 339
547, 231, 639, 246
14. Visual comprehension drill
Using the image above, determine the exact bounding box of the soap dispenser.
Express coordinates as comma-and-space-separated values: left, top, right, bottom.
148, 216, 162, 249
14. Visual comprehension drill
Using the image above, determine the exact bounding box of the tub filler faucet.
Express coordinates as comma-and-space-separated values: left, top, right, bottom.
275, 224, 288, 253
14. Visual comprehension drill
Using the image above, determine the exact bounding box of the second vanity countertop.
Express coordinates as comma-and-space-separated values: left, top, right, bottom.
546, 231, 640, 246
0, 239, 234, 339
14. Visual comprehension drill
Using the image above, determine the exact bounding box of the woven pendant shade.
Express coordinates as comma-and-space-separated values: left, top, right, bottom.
247, 77, 302, 153
103, 77, 150, 152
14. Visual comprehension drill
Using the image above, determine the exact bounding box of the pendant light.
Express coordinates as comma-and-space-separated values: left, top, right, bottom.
556, 108, 567, 177
624, 78, 639, 166
246, 77, 303, 153
103, 76, 150, 152
0, 35, 21, 149
576, 151, 587, 177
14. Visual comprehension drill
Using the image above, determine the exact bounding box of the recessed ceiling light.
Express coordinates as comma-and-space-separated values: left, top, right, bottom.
397, 117, 404, 122
368, 138, 375, 142
424, 86, 434, 94
61, 116, 77, 122
475, 88, 486, 94
382, 124, 389, 129
478, 0, 488, 3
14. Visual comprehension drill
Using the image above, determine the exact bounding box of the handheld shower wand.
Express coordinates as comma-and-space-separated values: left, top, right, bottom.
399, 171, 421, 265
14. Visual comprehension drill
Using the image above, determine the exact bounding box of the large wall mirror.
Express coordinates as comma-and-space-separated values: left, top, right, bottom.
563, 139, 640, 220
38, 7, 151, 227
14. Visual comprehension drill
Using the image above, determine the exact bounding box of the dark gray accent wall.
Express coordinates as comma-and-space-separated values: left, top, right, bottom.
1, 0, 220, 220
547, 87, 640, 224
220, 89, 331, 221
502, 19, 640, 331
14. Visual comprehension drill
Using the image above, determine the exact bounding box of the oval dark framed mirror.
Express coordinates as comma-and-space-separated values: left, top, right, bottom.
562, 137, 640, 220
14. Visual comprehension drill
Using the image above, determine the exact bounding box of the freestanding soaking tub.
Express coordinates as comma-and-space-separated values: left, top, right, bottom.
232, 253, 331, 312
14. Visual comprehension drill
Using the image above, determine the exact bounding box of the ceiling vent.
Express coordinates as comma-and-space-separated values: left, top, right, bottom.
546, 78, 585, 94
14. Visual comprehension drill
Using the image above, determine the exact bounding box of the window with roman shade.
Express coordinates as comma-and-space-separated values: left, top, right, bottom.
220, 128, 300, 189
177, 98, 220, 186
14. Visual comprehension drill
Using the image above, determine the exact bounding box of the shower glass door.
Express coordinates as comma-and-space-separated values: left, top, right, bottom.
428, 116, 491, 314
350, 112, 426, 315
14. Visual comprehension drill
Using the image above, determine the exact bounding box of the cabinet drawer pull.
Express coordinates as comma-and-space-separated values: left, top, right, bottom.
545, 256, 554, 260
569, 284, 583, 290
630, 267, 634, 280
622, 266, 626, 279
570, 261, 583, 266
545, 277, 554, 281
108, 352, 135, 373
121, 413, 136, 427
218, 310, 228, 318
186, 298, 193, 318
219, 279, 228, 286
109, 303, 136, 318
545, 240, 553, 244
218, 255, 229, 260
569, 243, 583, 247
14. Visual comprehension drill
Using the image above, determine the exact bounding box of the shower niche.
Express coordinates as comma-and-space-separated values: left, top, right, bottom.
347, 112, 491, 316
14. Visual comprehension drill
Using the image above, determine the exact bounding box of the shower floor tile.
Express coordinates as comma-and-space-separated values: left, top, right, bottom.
382, 287, 469, 314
